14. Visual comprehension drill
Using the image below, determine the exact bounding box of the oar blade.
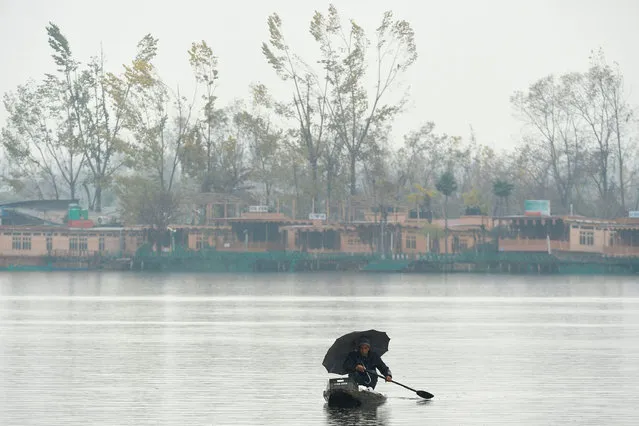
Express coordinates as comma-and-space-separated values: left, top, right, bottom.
417, 390, 434, 399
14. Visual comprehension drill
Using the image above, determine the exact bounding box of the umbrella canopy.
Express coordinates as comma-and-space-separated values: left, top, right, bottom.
322, 329, 390, 375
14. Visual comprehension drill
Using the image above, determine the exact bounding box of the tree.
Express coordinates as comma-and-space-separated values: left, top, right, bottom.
262, 13, 331, 211
511, 75, 584, 211
123, 35, 193, 194
310, 5, 418, 195
114, 175, 181, 250
262, 5, 417, 214
362, 152, 400, 254
457, 127, 501, 204
184, 40, 222, 193
436, 171, 457, 255
45, 22, 142, 211
320, 134, 345, 219
511, 50, 635, 217
235, 84, 285, 205
216, 108, 253, 193
492, 179, 514, 232
406, 184, 435, 221
113, 35, 198, 230
568, 49, 633, 216
492, 179, 514, 216
398, 124, 463, 190
2, 78, 85, 200
508, 142, 553, 209
462, 188, 487, 215
605, 60, 634, 213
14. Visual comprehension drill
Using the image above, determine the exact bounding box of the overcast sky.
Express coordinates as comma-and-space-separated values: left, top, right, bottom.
1, 0, 637, 152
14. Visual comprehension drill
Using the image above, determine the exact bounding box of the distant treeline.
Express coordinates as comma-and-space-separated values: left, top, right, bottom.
1, 5, 636, 228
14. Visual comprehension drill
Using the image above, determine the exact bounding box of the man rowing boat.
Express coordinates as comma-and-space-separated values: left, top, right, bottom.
342, 337, 392, 389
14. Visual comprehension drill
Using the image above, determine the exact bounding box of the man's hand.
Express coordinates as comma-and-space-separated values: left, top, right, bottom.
385, 376, 392, 382
355, 364, 365, 373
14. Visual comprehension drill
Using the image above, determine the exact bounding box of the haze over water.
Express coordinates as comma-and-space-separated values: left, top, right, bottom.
1, 272, 638, 425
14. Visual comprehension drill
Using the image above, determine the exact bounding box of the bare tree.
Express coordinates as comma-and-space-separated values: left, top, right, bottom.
511, 75, 584, 210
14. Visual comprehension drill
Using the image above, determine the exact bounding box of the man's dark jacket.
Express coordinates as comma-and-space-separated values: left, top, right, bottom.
343, 350, 392, 389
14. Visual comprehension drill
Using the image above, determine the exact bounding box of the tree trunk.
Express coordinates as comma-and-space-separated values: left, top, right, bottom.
94, 185, 103, 213
349, 153, 357, 196
615, 114, 626, 212
265, 183, 271, 207
83, 183, 91, 206
311, 159, 318, 213
326, 173, 332, 220
444, 195, 449, 255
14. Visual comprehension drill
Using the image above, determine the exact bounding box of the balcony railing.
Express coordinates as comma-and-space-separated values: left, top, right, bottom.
603, 246, 639, 256
47, 249, 124, 258
498, 238, 570, 252
216, 242, 285, 252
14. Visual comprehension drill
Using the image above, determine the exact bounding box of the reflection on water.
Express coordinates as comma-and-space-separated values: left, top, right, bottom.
324, 405, 388, 426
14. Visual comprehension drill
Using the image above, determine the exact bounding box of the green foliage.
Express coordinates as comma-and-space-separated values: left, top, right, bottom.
436, 171, 457, 254
420, 223, 445, 239
407, 184, 436, 207
46, 22, 76, 73
492, 179, 514, 217
181, 102, 253, 194
462, 188, 488, 215
114, 175, 181, 229
124, 34, 159, 88
436, 171, 458, 197
492, 180, 514, 198
188, 41, 218, 85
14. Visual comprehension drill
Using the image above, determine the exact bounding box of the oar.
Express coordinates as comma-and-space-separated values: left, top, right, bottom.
367, 370, 434, 399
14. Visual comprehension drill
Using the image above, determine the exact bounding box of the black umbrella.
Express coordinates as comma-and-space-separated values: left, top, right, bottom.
322, 329, 390, 375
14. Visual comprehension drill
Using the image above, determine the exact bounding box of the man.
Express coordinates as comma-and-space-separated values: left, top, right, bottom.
342, 337, 392, 389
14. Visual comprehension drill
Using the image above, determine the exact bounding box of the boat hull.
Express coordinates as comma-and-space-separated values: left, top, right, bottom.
323, 378, 387, 408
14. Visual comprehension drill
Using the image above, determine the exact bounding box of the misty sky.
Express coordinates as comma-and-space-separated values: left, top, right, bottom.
1, 0, 637, 152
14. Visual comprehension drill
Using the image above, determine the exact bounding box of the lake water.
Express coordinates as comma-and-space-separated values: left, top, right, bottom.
1, 272, 638, 425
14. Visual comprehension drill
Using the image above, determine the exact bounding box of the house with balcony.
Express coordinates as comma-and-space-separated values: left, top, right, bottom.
607, 217, 639, 256
170, 206, 312, 252
496, 215, 571, 253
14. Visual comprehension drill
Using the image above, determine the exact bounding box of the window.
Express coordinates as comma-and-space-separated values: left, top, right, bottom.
69, 237, 78, 251
347, 238, 359, 246
79, 236, 88, 251
579, 231, 594, 246
196, 234, 204, 250
406, 235, 417, 249
11, 234, 31, 250
99, 236, 105, 252
46, 235, 53, 252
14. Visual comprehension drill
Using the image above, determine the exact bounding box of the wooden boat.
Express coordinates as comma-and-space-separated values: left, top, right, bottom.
323, 377, 387, 408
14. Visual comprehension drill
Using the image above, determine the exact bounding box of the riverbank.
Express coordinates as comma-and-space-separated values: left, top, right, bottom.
3, 249, 638, 275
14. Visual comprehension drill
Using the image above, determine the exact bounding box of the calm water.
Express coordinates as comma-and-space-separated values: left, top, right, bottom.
1, 272, 639, 425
